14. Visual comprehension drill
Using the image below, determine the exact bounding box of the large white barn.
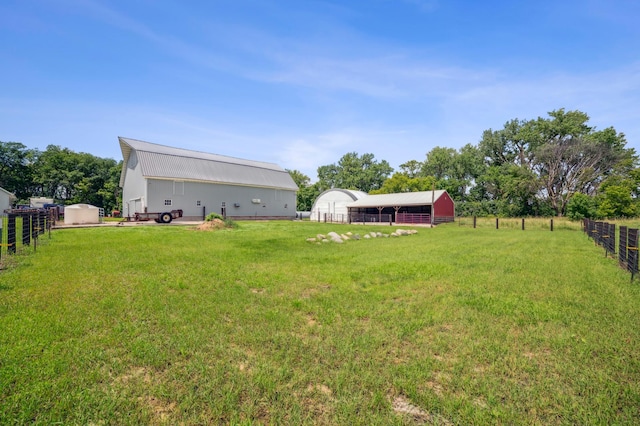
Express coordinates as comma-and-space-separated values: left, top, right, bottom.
119, 137, 298, 221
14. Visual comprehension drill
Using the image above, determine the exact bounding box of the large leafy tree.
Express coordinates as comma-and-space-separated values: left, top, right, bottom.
0, 141, 36, 201
287, 169, 320, 211
532, 110, 631, 215
370, 173, 436, 194
30, 145, 121, 211
478, 109, 635, 216
317, 152, 393, 193
420, 144, 485, 202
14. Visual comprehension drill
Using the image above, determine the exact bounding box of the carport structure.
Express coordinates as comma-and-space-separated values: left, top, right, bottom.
346, 190, 455, 225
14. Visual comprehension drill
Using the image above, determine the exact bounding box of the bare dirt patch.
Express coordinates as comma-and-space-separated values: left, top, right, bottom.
139, 395, 177, 422
114, 366, 152, 384
392, 395, 453, 425
307, 383, 333, 397
194, 219, 227, 231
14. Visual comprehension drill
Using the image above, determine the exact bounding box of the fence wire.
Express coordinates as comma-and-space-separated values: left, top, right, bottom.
0, 209, 52, 267
584, 219, 637, 281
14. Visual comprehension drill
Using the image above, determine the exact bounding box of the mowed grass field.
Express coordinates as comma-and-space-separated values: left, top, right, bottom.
1, 220, 639, 424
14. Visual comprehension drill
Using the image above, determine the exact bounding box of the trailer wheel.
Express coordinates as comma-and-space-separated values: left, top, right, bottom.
160, 212, 173, 223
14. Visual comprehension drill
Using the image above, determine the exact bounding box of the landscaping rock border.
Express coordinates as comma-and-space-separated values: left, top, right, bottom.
306, 229, 418, 244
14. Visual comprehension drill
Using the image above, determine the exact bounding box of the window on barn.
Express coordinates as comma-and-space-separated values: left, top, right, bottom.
196, 200, 201, 207
164, 199, 172, 206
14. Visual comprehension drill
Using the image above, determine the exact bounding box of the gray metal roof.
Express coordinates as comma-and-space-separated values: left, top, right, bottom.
119, 137, 298, 191
347, 190, 448, 208
315, 188, 369, 201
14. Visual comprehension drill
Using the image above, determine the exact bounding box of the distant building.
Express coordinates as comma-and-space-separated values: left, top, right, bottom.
310, 188, 369, 222
119, 137, 298, 220
0, 187, 16, 213
30, 197, 54, 209
347, 190, 455, 225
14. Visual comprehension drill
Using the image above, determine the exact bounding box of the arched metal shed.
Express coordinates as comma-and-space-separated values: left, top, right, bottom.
310, 189, 368, 223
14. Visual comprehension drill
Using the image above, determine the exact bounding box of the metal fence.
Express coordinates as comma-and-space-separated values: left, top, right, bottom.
396, 213, 431, 224
349, 213, 394, 224
583, 219, 637, 281
0, 209, 51, 266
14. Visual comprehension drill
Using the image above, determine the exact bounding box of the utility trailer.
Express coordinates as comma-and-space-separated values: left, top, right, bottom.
133, 209, 183, 223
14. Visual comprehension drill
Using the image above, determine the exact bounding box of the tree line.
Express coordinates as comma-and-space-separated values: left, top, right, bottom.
2, 108, 636, 219
289, 109, 638, 219
0, 143, 121, 212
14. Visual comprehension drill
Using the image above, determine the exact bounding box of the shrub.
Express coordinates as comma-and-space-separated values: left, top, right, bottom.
204, 212, 237, 229
205, 212, 224, 222
566, 193, 597, 220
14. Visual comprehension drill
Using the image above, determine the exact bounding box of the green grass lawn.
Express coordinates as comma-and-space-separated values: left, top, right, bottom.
1, 221, 639, 424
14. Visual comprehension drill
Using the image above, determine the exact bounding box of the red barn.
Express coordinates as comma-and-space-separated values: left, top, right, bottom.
346, 190, 455, 225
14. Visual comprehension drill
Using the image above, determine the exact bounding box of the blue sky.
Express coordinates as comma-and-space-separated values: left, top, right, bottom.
2, 0, 639, 180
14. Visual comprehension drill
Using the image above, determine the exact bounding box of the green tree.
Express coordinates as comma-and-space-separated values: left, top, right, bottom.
317, 152, 393, 193
370, 173, 436, 194
597, 185, 636, 218
566, 193, 597, 220
398, 160, 423, 178
421, 144, 485, 202
287, 169, 320, 211
532, 110, 632, 215
477, 109, 636, 216
473, 164, 540, 216
31, 145, 121, 211
0, 141, 36, 201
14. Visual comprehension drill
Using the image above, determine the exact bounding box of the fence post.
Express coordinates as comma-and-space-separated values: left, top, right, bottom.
522, 218, 525, 231
473, 216, 476, 229
496, 217, 499, 230
550, 218, 554, 232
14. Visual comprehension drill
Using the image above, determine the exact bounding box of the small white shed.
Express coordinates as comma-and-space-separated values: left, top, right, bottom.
64, 204, 100, 225
0, 187, 16, 213
310, 188, 368, 223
